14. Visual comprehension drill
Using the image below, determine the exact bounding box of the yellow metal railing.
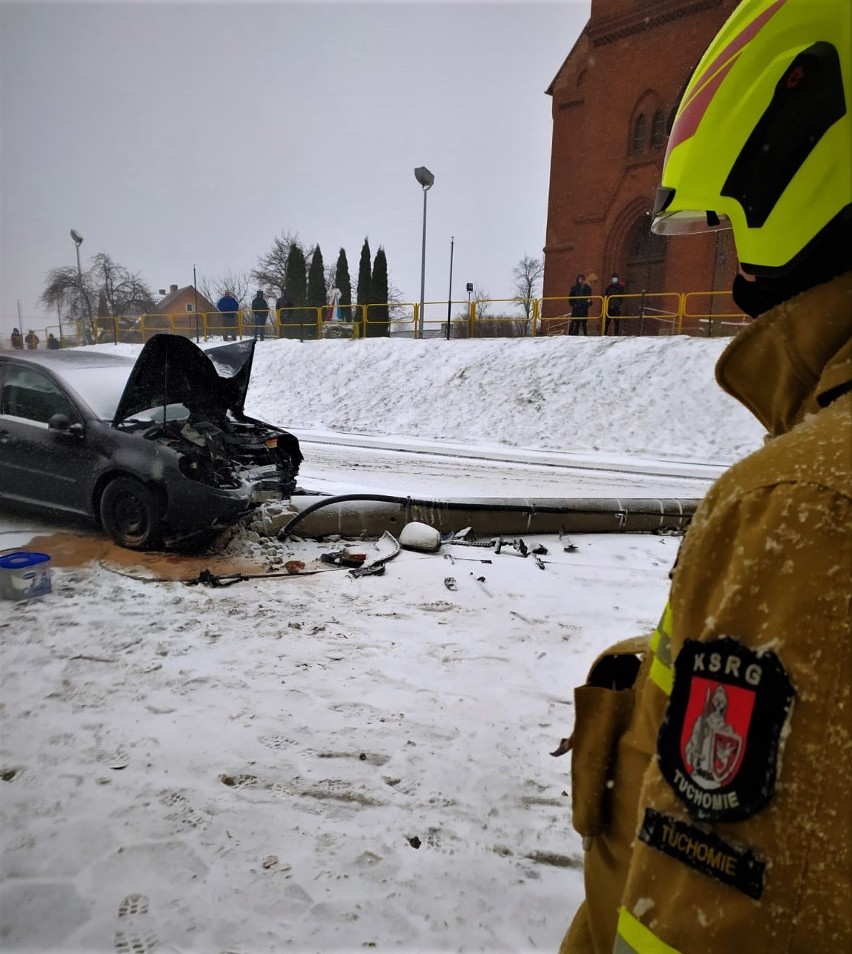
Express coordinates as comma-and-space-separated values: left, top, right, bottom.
3, 291, 749, 349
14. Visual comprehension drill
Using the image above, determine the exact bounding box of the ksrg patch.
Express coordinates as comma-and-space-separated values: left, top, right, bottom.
658, 638, 794, 822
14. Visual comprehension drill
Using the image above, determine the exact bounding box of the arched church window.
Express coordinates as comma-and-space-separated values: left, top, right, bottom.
651, 109, 666, 149
631, 114, 646, 154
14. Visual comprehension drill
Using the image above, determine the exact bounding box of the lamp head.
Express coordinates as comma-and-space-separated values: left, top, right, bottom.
70, 229, 84, 245
414, 166, 435, 190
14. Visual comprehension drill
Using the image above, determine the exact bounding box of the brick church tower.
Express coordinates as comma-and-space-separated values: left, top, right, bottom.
543, 0, 741, 331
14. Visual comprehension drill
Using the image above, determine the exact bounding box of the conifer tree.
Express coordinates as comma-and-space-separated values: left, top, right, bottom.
356, 238, 372, 334
367, 246, 390, 337
334, 248, 352, 318
307, 245, 326, 317
283, 243, 308, 339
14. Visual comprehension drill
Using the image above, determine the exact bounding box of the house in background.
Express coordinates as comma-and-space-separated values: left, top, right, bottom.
542, 0, 740, 333
151, 284, 218, 336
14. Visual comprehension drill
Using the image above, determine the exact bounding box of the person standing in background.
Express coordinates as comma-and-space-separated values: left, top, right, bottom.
568, 274, 592, 335
250, 290, 269, 341
216, 290, 240, 341
604, 274, 626, 335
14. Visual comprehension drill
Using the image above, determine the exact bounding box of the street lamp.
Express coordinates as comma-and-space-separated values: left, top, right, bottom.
70, 229, 94, 343
414, 166, 434, 338
446, 235, 454, 340
193, 264, 200, 342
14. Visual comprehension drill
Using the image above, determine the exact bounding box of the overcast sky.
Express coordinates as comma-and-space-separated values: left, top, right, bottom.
0, 0, 590, 333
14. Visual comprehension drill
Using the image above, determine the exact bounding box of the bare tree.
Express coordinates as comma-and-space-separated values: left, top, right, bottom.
40, 253, 154, 341
90, 253, 155, 317
198, 271, 252, 308
512, 254, 544, 319
40, 266, 94, 325
472, 284, 493, 319
450, 285, 530, 338
387, 282, 406, 321
253, 230, 302, 294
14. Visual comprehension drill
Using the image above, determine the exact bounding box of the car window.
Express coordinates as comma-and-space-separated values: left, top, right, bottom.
0, 366, 77, 425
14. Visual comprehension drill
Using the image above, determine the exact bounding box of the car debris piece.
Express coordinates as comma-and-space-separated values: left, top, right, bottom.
320, 551, 366, 568
186, 569, 245, 587
399, 521, 442, 553
444, 577, 458, 591
348, 531, 402, 578
495, 537, 531, 557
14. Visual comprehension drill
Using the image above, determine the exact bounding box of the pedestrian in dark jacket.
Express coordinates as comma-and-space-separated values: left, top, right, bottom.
275, 291, 293, 338
10, 328, 23, 349
46, 333, 61, 350
568, 275, 592, 335
251, 290, 269, 341
604, 274, 626, 335
216, 291, 240, 341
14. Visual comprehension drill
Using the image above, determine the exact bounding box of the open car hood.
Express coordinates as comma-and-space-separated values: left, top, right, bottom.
112, 335, 256, 424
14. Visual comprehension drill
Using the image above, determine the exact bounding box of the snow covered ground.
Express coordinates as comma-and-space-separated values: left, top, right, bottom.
0, 334, 764, 954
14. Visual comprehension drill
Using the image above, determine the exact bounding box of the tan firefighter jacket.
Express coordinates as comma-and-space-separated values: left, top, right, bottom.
559, 270, 852, 954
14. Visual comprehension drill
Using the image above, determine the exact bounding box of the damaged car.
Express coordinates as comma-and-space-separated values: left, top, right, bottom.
0, 335, 302, 549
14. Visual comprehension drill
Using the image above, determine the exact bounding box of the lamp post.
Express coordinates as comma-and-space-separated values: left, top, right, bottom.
414, 166, 434, 339
70, 229, 94, 343
446, 235, 454, 340
193, 264, 200, 342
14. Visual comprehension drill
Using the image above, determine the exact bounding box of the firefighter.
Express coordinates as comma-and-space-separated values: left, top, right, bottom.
558, 0, 851, 951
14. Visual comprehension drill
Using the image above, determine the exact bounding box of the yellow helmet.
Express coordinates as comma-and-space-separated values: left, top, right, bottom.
652, 0, 851, 279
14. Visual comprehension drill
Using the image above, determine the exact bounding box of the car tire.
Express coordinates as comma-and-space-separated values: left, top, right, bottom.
100, 477, 163, 550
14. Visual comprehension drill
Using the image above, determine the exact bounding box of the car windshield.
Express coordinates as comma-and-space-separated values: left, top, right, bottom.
56, 365, 135, 420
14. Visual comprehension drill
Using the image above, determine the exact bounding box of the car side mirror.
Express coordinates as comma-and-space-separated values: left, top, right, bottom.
48, 413, 83, 436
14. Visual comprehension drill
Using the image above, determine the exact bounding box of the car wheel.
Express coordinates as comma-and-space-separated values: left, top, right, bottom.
100, 477, 163, 550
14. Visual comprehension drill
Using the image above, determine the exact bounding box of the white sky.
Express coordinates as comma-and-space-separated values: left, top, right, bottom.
0, 333, 764, 952
0, 0, 591, 334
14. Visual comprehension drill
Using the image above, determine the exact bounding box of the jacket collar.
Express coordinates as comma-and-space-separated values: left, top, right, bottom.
715, 271, 852, 438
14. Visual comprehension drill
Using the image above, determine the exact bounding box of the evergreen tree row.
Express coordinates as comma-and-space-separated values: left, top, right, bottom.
254, 235, 391, 339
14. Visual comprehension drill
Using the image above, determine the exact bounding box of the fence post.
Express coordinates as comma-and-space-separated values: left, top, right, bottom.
468, 300, 476, 338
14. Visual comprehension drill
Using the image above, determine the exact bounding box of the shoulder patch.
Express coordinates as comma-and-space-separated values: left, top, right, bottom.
639, 808, 765, 899
658, 638, 794, 822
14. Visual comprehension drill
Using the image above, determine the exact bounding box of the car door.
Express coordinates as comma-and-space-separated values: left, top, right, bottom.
0, 363, 94, 515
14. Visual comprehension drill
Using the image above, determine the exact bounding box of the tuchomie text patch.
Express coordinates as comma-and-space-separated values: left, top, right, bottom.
639, 807, 766, 898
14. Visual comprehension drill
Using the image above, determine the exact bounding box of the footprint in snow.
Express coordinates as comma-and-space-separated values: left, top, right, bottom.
113, 893, 158, 953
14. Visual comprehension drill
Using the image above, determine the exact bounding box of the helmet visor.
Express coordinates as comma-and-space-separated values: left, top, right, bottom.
651, 209, 732, 236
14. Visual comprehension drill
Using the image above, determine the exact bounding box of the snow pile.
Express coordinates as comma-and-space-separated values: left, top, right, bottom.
245, 335, 764, 464
98, 334, 765, 464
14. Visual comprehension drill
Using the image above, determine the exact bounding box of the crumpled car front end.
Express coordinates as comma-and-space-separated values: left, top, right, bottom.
109, 335, 302, 545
